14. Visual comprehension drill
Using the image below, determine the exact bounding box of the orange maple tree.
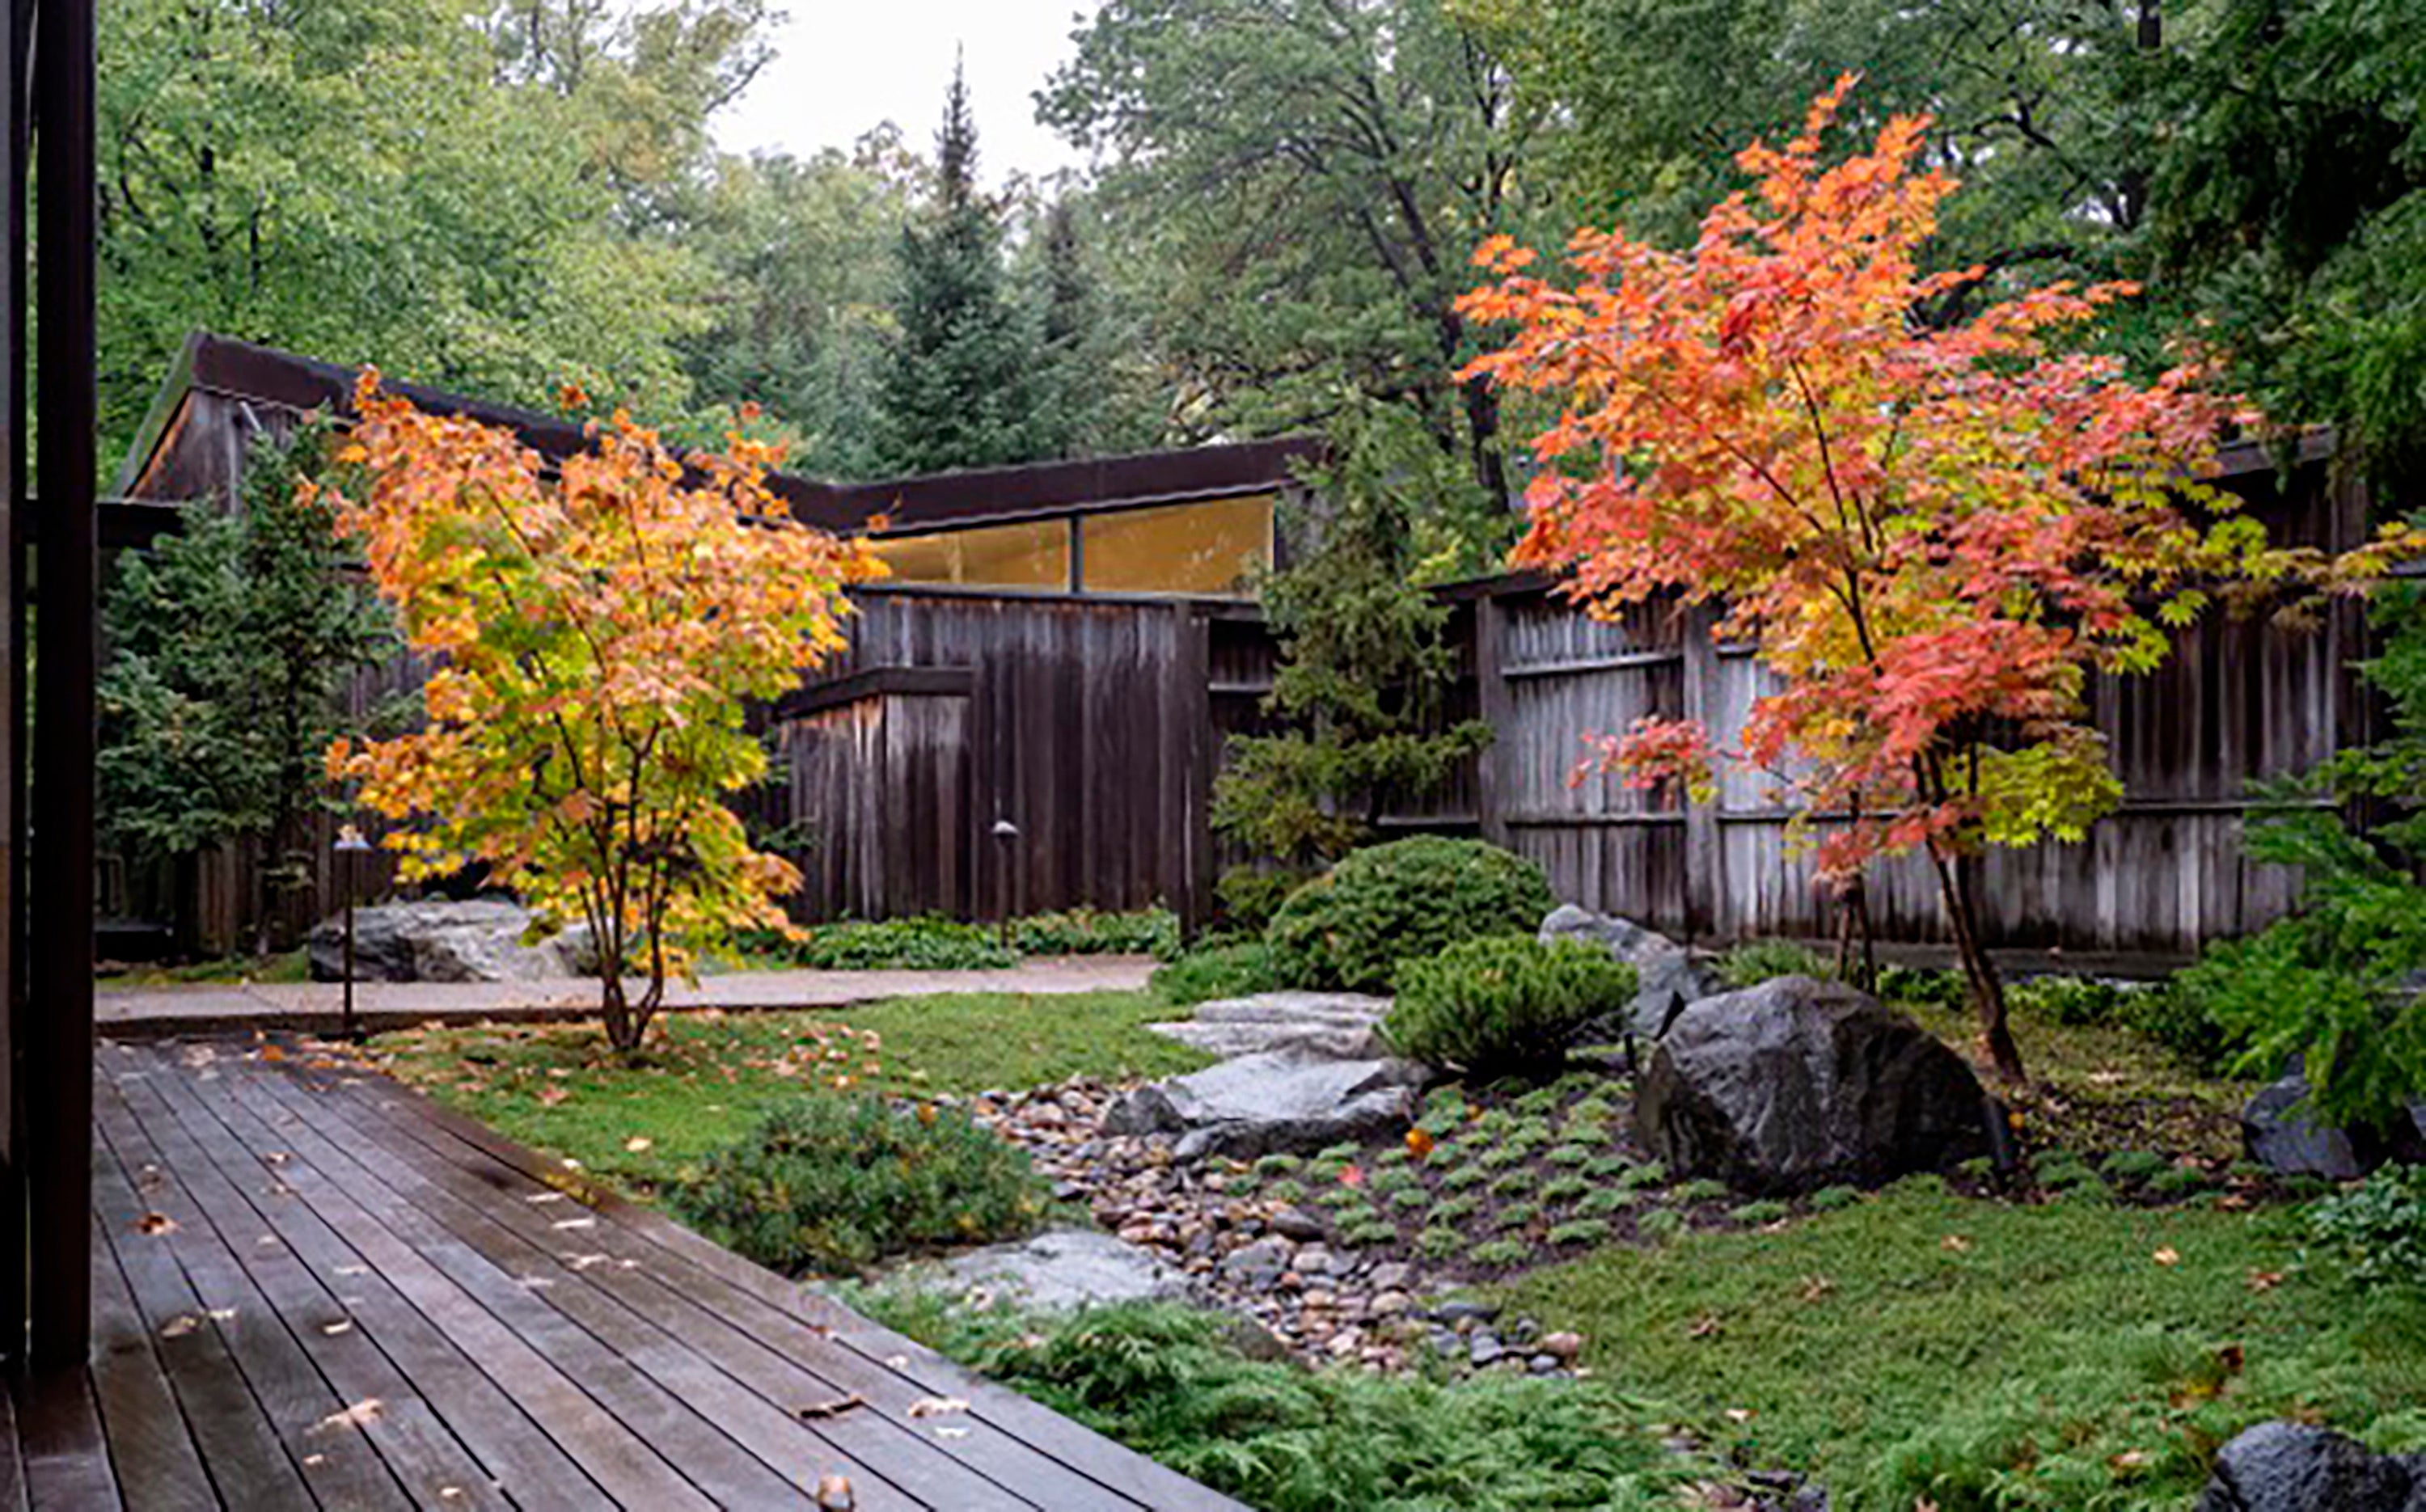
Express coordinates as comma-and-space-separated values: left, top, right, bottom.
323, 374, 881, 1053
1460, 79, 2413, 1080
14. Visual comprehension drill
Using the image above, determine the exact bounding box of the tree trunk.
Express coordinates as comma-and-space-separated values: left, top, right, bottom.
1928, 840, 2025, 1083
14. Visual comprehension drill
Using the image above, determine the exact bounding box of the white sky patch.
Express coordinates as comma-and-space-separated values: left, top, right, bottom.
716, 1, 1104, 186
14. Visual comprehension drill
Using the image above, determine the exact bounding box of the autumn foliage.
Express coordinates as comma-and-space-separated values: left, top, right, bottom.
323, 374, 880, 1052
1460, 80, 2414, 1080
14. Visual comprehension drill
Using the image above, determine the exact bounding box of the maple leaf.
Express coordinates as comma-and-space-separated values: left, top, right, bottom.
136, 1212, 178, 1236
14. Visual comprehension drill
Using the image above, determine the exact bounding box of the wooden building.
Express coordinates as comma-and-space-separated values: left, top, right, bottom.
119, 336, 2373, 970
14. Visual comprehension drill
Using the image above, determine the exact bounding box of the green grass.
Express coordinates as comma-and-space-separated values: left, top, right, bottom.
1496, 1185, 2426, 1510
366, 989, 1209, 1193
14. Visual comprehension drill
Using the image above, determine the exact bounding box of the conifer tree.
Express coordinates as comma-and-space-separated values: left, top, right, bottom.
873, 60, 1039, 475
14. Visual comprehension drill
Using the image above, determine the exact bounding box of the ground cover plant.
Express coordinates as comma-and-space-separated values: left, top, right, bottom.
1384, 936, 1635, 1075
366, 989, 1208, 1193
1494, 1183, 2426, 1511
1149, 939, 1279, 1006
852, 1296, 1684, 1512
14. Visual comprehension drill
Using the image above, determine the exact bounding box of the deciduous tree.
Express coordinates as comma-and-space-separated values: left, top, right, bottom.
324, 375, 877, 1053
1461, 80, 2412, 1081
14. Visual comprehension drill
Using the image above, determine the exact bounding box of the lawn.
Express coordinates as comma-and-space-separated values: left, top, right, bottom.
366, 988, 1210, 1193
1496, 1181, 2426, 1510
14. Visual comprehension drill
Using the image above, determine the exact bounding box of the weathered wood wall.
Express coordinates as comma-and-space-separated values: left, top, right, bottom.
767, 589, 1217, 925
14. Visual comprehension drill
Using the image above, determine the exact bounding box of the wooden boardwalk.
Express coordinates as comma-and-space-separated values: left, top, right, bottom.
4, 1037, 1245, 1511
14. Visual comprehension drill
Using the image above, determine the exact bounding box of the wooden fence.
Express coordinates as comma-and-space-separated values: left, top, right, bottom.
767, 446, 2370, 968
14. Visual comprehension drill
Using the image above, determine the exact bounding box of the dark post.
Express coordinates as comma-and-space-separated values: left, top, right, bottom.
333, 825, 371, 1041
27, 0, 98, 1371
990, 818, 1019, 949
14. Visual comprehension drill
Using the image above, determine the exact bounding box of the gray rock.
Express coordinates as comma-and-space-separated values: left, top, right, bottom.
1469, 1332, 1505, 1367
1269, 1207, 1326, 1243
1539, 905, 1721, 1041
308, 897, 592, 983
2242, 1071, 2426, 1180
1102, 1051, 1430, 1161
2196, 1421, 2426, 1511
1147, 992, 1394, 1060
1638, 975, 1995, 1195
1220, 1237, 1291, 1286
911, 1229, 1195, 1312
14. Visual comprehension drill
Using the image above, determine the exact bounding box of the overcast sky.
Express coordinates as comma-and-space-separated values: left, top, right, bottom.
716, 2, 1104, 186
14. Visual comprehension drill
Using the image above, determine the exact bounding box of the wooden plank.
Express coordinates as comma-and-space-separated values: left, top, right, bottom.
162, 1056, 719, 1511
125, 1046, 611, 1512
86, 1209, 213, 1512
229, 1068, 970, 1512
197, 1067, 814, 1512
91, 1073, 414, 1512
87, 1094, 315, 1512
9, 1371, 120, 1512
104, 1052, 513, 1511
311, 1066, 1248, 1512
282, 1063, 1144, 1512
264, 1068, 1087, 1512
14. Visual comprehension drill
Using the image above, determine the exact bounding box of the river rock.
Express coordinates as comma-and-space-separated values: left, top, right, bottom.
1539, 904, 1721, 1041
1638, 974, 1994, 1194
1147, 992, 1393, 1060
2242, 1070, 2426, 1180
1103, 1051, 1429, 1161
2195, 1421, 2426, 1511
911, 1228, 1194, 1311
308, 897, 594, 983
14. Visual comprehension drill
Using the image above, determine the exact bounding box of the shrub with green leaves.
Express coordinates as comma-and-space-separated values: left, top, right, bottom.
2007, 974, 2124, 1027
787, 915, 1018, 970
2100, 1150, 2169, 1185
2310, 1164, 2426, 1290
1731, 1200, 1790, 1225
1010, 907, 1179, 959
1541, 1175, 1591, 1203
1384, 935, 1637, 1075
1578, 1189, 1638, 1218
1809, 1185, 1862, 1211
1877, 965, 1966, 1008
1268, 836, 1557, 992
673, 1095, 1042, 1275
1674, 1178, 1731, 1204
1549, 1218, 1612, 1247
1213, 865, 1314, 935
1149, 940, 1279, 1006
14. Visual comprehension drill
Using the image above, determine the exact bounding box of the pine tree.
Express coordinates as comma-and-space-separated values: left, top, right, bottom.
873, 60, 1039, 475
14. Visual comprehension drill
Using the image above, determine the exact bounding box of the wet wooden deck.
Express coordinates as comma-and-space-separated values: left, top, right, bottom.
4, 1037, 1245, 1510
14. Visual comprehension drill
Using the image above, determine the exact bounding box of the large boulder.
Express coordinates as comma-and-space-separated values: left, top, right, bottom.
1638, 975, 1995, 1194
1539, 905, 1722, 1042
907, 1229, 1195, 1312
2242, 1070, 2426, 1180
308, 898, 591, 983
2196, 1421, 2426, 1511
1103, 1051, 1429, 1161
1147, 992, 1393, 1061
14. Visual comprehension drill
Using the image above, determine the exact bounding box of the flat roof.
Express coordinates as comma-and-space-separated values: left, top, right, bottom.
117, 332, 1320, 534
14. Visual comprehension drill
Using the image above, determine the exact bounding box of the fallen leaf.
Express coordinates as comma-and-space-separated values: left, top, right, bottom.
906, 1396, 969, 1418
1688, 1314, 1723, 1340
623, 1136, 653, 1154
136, 1212, 178, 1237
315, 1398, 384, 1432
798, 1395, 867, 1421
322, 1321, 353, 1337
933, 1426, 969, 1440
815, 1473, 856, 1510
159, 1315, 200, 1339
1798, 1273, 1834, 1303
552, 1216, 596, 1231
1939, 1234, 1972, 1253
1723, 1408, 1754, 1425
1405, 1128, 1435, 1161
2153, 1247, 2181, 1267
2246, 1269, 2284, 1294
536, 1086, 570, 1108
260, 1044, 287, 1063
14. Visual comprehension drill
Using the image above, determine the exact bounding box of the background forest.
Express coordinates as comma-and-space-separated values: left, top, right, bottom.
102, 0, 2426, 506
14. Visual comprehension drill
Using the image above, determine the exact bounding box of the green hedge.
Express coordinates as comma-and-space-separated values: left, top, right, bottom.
1267, 836, 1555, 992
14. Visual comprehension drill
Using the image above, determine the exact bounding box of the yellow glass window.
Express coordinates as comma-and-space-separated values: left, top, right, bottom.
872, 518, 1071, 589
1079, 495, 1274, 596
